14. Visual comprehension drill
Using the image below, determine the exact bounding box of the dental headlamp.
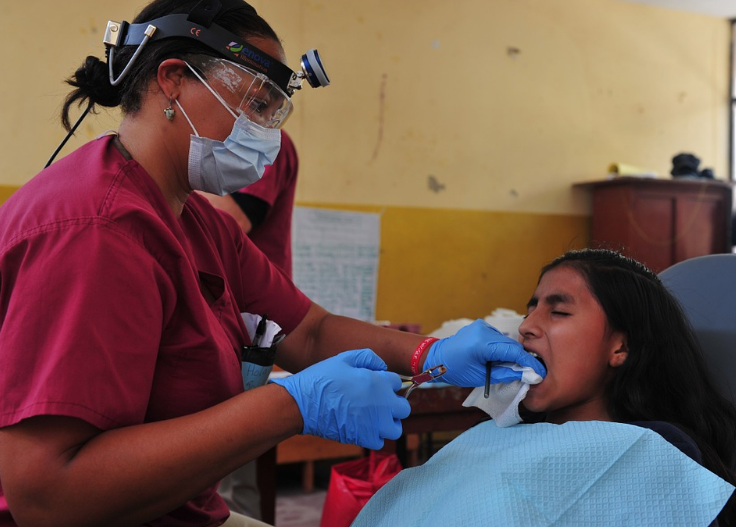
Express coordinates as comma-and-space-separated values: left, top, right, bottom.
44, 0, 329, 169
102, 0, 329, 96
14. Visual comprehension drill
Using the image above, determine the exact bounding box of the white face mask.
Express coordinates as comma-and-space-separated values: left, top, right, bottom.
175, 99, 281, 197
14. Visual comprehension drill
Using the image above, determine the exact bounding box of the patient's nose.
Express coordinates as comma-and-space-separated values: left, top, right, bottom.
518, 313, 538, 339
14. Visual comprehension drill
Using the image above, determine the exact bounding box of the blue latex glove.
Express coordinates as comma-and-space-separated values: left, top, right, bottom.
425, 319, 546, 387
271, 349, 411, 450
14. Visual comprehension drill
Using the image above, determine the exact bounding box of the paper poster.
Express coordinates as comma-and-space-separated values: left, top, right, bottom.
292, 207, 380, 321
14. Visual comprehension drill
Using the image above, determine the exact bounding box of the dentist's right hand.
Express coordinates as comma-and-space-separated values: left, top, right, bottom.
270, 349, 411, 450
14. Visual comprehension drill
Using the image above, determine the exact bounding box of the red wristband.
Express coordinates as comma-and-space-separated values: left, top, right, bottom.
411, 337, 439, 375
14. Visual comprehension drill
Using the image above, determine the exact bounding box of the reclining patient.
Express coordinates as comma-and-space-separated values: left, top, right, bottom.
352, 249, 736, 527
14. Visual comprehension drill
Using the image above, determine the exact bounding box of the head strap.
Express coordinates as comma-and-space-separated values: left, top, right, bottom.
109, 1, 296, 95
187, 0, 256, 28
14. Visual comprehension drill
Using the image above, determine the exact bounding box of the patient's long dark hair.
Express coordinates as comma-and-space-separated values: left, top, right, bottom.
541, 249, 735, 525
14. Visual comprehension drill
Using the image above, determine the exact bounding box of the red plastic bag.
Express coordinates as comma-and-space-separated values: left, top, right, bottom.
320, 451, 402, 527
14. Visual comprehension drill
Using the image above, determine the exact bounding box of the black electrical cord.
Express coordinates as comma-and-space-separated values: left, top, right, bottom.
44, 102, 92, 168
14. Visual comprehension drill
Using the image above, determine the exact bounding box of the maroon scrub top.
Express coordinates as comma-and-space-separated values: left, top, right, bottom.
0, 135, 310, 526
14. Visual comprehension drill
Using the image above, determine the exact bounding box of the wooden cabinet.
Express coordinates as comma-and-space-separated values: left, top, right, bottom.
574, 177, 733, 273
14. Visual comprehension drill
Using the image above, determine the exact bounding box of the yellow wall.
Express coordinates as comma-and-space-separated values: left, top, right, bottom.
254, 0, 730, 214
0, 0, 729, 331
304, 203, 589, 332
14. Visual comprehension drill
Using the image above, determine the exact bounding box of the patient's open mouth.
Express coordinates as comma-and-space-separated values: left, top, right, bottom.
528, 351, 547, 371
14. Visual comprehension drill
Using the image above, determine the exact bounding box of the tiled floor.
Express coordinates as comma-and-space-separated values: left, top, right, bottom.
274, 461, 331, 527
275, 487, 326, 527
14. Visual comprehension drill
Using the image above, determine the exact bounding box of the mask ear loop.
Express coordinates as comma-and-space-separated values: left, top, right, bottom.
174, 100, 200, 137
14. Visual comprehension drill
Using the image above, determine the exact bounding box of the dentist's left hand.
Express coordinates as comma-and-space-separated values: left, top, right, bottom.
424, 319, 546, 387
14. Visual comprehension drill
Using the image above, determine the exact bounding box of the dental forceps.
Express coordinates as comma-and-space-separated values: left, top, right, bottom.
399, 365, 447, 398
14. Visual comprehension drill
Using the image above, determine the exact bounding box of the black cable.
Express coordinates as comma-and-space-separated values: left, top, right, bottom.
44, 103, 92, 168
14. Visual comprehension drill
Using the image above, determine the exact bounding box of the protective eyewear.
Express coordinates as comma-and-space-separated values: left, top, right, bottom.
186, 54, 292, 129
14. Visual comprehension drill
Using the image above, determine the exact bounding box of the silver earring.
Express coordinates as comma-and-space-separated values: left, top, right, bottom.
164, 99, 175, 121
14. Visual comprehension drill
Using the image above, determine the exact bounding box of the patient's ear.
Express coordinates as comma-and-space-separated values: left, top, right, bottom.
609, 334, 628, 368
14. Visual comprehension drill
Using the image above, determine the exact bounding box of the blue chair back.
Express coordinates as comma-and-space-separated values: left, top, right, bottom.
659, 254, 736, 406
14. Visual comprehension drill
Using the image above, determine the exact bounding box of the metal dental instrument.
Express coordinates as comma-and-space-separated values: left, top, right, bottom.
400, 365, 447, 399
484, 351, 541, 398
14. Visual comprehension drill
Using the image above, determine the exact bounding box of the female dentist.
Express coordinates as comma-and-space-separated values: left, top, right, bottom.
0, 1, 544, 526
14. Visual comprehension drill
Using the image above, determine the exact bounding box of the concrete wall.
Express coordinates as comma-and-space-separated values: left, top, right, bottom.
1, 0, 729, 331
